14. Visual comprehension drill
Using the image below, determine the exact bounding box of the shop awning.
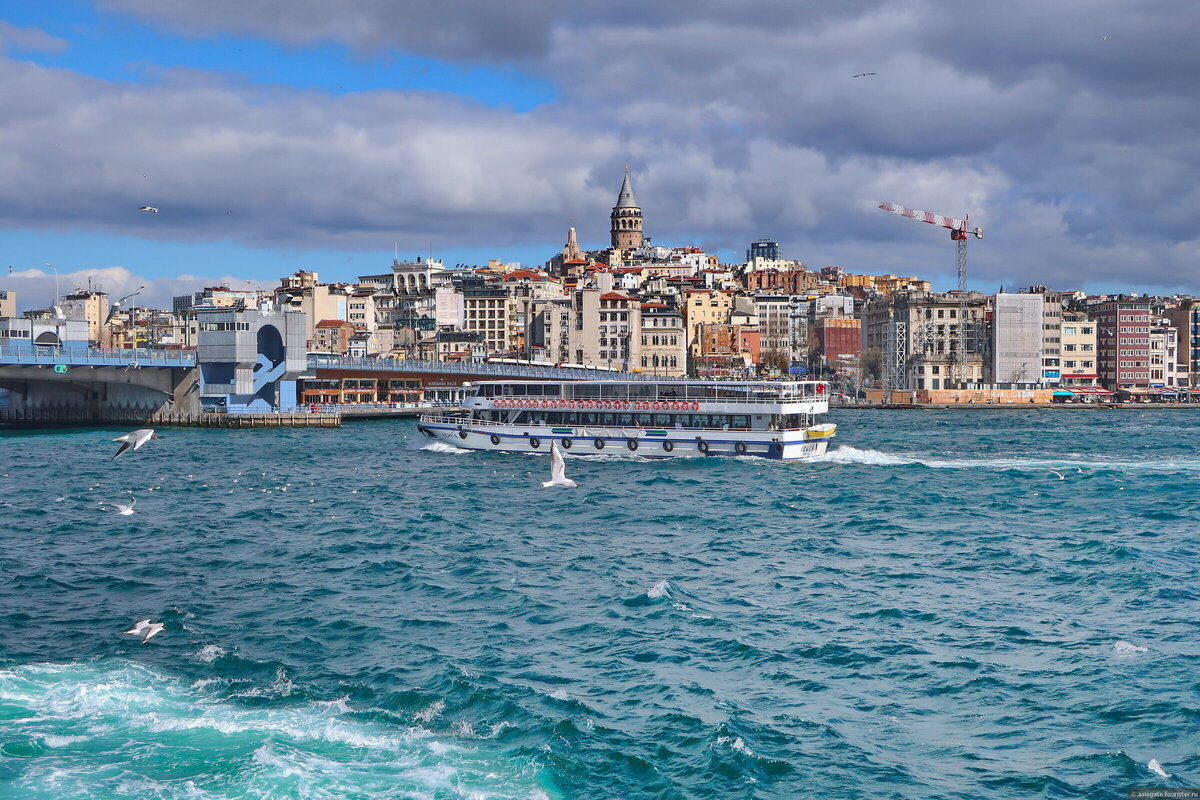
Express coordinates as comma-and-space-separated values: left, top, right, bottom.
1053, 390, 1075, 396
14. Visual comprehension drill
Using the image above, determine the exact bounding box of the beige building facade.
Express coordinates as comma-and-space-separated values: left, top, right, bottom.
638, 304, 686, 376
683, 290, 734, 360
1059, 312, 1099, 387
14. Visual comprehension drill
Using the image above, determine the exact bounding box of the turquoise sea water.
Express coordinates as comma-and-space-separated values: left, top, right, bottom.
1, 409, 1198, 799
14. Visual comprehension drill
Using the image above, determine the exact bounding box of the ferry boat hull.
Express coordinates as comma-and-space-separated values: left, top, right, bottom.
417, 421, 832, 460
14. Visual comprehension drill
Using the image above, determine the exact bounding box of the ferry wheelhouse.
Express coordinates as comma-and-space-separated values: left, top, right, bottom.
417, 380, 836, 460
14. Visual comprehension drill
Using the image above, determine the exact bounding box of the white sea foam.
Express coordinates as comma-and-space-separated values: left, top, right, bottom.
193, 644, 226, 663
647, 580, 671, 599
549, 688, 570, 701
42, 734, 88, 747
415, 699, 445, 723
716, 735, 755, 756
419, 441, 472, 454
1113, 640, 1148, 655
815, 445, 1200, 473
1149, 759, 1170, 778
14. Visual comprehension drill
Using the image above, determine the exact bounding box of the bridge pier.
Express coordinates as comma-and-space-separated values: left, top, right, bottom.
0, 364, 198, 425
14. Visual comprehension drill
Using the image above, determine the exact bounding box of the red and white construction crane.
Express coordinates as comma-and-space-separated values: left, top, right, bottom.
879, 201, 984, 386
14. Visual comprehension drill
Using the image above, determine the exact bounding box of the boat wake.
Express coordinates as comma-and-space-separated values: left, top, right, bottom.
814, 445, 1200, 473
417, 440, 472, 455
0, 659, 549, 799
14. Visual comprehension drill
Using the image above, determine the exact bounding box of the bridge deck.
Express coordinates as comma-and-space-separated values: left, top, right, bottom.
0, 344, 195, 368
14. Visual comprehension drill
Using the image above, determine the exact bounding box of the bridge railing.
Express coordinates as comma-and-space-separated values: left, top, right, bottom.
306, 355, 676, 381
0, 343, 196, 367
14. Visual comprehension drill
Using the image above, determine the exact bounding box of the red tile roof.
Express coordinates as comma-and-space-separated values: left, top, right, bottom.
315, 319, 350, 327
600, 292, 631, 301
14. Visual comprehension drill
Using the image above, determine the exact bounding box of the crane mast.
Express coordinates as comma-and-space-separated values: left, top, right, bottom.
879, 202, 984, 387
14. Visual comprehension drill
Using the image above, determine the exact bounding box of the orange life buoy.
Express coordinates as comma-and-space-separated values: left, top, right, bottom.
691, 402, 700, 411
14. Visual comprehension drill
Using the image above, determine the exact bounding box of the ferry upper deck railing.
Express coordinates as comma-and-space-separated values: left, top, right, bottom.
471, 383, 830, 404
418, 415, 818, 433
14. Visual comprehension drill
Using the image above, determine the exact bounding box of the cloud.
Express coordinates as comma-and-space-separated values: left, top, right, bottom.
0, 21, 69, 55
2, 2, 1198, 291
5, 266, 274, 313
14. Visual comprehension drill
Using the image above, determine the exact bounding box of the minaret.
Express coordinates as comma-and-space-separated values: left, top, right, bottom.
610, 164, 644, 252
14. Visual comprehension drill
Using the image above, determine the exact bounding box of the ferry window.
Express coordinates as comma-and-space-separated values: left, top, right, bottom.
652, 414, 672, 427
677, 415, 692, 427
692, 414, 710, 428
601, 413, 617, 426
731, 416, 749, 429
583, 413, 598, 425
635, 414, 652, 426
617, 413, 634, 426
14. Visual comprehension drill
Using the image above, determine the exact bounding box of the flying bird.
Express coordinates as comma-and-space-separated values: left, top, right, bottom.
541, 440, 578, 488
138, 206, 158, 213
852, 72, 877, 78
123, 619, 165, 644
105, 497, 136, 515
1048, 470, 1065, 480
111, 428, 159, 460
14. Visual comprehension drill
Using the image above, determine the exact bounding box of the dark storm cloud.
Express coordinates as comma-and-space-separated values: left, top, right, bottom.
5, 0, 1199, 291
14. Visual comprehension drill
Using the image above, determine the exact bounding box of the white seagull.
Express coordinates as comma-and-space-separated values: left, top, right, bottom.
111, 429, 159, 460
139, 206, 158, 213
106, 497, 136, 515
852, 72, 877, 78
541, 440, 578, 488
1049, 470, 1065, 480
123, 618, 165, 643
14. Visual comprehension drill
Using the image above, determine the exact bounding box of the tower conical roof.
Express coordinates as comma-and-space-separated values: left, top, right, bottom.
615, 166, 638, 209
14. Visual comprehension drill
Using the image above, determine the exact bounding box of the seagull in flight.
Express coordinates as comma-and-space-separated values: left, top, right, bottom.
105, 497, 136, 515
123, 619, 165, 643
1048, 470, 1065, 480
852, 72, 877, 78
139, 206, 158, 213
111, 428, 159, 460
541, 440, 578, 488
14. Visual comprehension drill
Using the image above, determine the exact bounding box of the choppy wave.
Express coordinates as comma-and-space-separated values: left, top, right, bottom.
2, 410, 1198, 799
0, 660, 553, 799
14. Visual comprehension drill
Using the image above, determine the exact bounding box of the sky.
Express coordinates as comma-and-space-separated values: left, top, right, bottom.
1, 0, 1198, 310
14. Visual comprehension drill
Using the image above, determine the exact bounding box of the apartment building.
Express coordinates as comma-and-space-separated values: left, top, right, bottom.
638, 303, 686, 376
1093, 298, 1151, 390
1059, 312, 1099, 387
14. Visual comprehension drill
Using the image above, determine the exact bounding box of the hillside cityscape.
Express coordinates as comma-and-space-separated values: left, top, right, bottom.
2, 169, 1196, 407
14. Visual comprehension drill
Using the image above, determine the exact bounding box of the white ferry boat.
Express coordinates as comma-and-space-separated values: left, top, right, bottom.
417, 379, 836, 460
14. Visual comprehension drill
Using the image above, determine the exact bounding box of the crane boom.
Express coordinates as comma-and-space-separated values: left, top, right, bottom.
878, 202, 967, 232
